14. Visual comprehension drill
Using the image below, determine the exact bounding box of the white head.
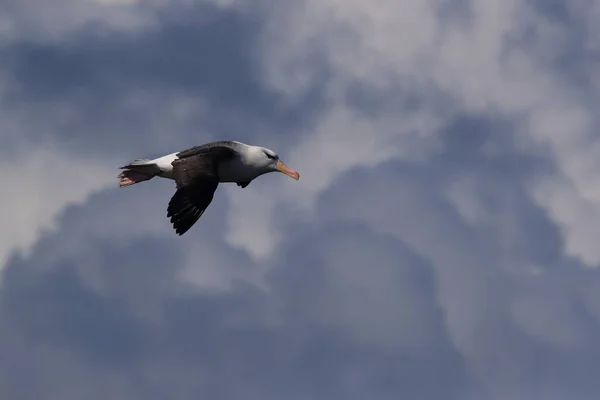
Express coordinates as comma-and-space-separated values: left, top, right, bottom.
246, 146, 300, 180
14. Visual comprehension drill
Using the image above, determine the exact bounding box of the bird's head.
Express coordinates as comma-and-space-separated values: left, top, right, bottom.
248, 146, 300, 180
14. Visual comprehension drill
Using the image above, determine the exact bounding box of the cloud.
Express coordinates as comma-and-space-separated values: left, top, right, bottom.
2, 0, 600, 399
0, 0, 155, 42
223, 0, 516, 254
314, 146, 600, 399
0, 148, 114, 270
216, 0, 600, 271
0, 1, 311, 269
0, 194, 470, 400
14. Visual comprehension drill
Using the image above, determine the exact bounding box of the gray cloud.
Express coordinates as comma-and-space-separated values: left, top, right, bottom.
0, 4, 319, 158
0, 193, 469, 400
316, 130, 600, 399
2, 0, 600, 399
4, 122, 600, 399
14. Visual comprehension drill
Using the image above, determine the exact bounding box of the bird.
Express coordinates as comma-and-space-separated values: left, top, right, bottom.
118, 140, 300, 235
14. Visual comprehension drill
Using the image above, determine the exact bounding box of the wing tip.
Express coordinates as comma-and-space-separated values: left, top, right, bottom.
167, 191, 201, 236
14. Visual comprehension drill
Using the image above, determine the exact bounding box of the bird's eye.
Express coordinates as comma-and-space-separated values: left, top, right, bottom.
264, 152, 275, 159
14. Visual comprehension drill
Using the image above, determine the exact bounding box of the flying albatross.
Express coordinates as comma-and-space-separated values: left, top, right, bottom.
118, 140, 300, 235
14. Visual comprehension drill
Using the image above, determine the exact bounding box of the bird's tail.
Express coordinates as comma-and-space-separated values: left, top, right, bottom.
118, 159, 159, 188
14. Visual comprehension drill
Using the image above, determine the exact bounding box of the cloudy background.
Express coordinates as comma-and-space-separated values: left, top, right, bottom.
1, 0, 600, 398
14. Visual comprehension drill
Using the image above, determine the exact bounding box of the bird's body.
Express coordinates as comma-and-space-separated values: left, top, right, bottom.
118, 140, 299, 235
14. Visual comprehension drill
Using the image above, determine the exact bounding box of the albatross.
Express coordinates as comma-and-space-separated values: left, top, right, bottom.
118, 140, 300, 235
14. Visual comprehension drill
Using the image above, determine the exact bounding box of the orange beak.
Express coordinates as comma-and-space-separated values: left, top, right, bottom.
276, 159, 300, 180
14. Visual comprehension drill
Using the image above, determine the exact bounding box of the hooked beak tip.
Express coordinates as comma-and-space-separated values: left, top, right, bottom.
276, 160, 300, 181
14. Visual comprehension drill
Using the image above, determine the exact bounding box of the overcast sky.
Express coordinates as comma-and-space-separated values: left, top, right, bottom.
1, 0, 600, 399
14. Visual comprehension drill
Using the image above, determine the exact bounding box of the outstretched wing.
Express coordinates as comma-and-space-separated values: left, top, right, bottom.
167, 144, 237, 235
167, 181, 218, 235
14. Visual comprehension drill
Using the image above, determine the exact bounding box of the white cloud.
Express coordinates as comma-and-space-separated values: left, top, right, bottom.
0, 0, 156, 42
6, 0, 597, 276
0, 69, 214, 272
532, 176, 600, 267
0, 149, 114, 269
223, 103, 443, 259
215, 0, 600, 271
0, 0, 259, 43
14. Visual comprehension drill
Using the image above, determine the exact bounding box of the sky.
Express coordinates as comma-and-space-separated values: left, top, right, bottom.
1, 0, 600, 399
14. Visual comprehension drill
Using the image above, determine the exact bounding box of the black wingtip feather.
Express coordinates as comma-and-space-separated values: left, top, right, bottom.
166, 186, 215, 235
167, 192, 198, 235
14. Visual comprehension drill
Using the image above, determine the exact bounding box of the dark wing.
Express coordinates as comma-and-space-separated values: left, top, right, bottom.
175, 141, 241, 160
167, 145, 238, 235
167, 182, 218, 235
